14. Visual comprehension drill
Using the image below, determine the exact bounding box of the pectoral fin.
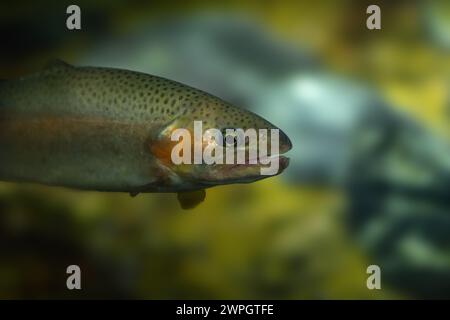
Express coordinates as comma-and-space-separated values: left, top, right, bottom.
177, 190, 206, 209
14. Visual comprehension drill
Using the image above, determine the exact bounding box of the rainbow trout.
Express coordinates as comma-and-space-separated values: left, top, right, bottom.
0, 60, 291, 208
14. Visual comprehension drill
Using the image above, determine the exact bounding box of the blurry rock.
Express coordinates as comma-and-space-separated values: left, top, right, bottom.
348, 112, 450, 298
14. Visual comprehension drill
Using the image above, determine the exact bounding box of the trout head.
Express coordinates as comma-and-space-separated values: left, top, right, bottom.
150, 98, 292, 191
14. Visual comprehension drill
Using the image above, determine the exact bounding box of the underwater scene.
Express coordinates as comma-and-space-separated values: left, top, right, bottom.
0, 0, 449, 299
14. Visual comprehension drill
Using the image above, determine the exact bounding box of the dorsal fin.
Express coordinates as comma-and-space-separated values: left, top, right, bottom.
44, 59, 73, 70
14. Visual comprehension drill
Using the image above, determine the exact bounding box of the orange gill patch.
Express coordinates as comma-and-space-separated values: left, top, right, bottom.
149, 128, 195, 166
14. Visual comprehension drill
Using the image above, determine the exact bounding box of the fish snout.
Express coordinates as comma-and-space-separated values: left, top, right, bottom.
279, 129, 292, 154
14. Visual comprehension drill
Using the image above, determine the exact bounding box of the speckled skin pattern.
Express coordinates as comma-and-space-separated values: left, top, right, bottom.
0, 61, 290, 193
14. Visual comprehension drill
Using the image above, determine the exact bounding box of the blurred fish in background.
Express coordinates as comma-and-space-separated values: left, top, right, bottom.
0, 0, 449, 299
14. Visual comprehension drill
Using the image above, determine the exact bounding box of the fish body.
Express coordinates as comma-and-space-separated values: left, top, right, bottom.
0, 61, 291, 206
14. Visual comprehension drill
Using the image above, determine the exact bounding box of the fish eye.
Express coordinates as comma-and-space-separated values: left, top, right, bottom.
222, 129, 238, 147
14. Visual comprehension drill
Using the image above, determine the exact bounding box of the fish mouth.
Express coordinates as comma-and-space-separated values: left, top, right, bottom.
253, 129, 292, 173
243, 154, 290, 174
227, 130, 292, 175
279, 129, 293, 154
278, 155, 290, 172
228, 140, 291, 176
275, 129, 292, 173
276, 129, 292, 173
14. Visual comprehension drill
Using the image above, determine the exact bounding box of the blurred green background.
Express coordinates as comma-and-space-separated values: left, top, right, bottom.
0, 0, 449, 299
